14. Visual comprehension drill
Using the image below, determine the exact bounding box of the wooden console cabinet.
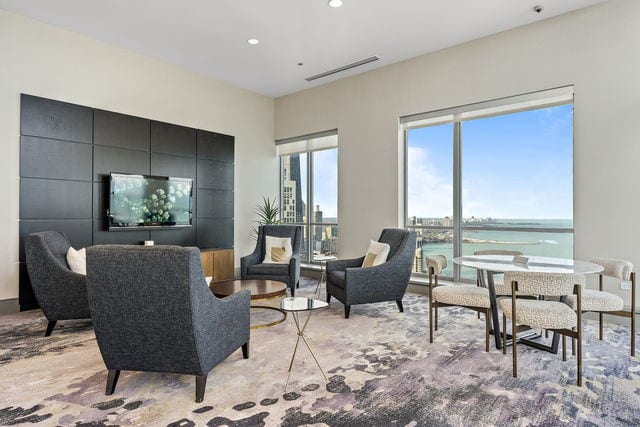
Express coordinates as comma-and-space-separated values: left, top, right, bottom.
200, 248, 235, 283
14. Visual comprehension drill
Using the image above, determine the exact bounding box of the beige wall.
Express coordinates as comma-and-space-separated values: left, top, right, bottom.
0, 10, 277, 301
275, 0, 640, 303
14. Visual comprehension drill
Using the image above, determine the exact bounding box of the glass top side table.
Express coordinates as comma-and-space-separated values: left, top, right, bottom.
280, 297, 329, 391
312, 255, 337, 297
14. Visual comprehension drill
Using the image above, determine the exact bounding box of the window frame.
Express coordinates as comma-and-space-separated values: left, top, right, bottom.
277, 130, 338, 264
403, 87, 575, 281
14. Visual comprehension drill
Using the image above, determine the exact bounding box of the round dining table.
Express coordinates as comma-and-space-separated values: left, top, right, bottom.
453, 255, 604, 351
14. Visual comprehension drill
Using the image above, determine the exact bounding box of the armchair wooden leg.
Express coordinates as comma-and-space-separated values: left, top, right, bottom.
105, 370, 120, 395
327, 294, 331, 304
345, 305, 351, 319
396, 300, 404, 313
429, 299, 434, 344
195, 375, 207, 403
290, 287, 295, 297
296, 281, 300, 289
45, 320, 57, 337
572, 327, 576, 356
242, 342, 249, 359
562, 335, 566, 362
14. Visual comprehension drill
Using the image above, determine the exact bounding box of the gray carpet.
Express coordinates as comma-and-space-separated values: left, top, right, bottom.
1, 277, 639, 426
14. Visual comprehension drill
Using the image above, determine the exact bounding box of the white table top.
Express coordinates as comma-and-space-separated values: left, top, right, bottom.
280, 297, 329, 312
453, 255, 604, 275
313, 255, 337, 262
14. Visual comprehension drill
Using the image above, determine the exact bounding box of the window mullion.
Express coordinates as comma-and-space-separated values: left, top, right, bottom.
453, 121, 462, 282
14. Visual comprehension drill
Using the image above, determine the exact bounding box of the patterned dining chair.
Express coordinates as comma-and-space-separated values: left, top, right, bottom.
499, 271, 585, 386
565, 258, 636, 356
473, 249, 524, 319
427, 255, 492, 352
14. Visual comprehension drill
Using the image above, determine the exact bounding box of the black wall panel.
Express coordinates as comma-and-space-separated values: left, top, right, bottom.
150, 153, 197, 181
150, 226, 197, 246
197, 219, 234, 249
19, 94, 235, 311
21, 136, 92, 181
94, 110, 150, 151
197, 130, 234, 162
197, 189, 233, 219
197, 159, 234, 190
20, 179, 92, 219
20, 96, 93, 143
93, 145, 150, 181
151, 121, 197, 157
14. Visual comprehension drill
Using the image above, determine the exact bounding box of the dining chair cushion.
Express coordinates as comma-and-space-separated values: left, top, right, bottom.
426, 255, 447, 276
432, 285, 490, 308
565, 289, 624, 312
590, 258, 633, 281
498, 298, 577, 330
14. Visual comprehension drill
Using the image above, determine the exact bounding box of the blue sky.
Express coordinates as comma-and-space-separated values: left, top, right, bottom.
407, 104, 573, 219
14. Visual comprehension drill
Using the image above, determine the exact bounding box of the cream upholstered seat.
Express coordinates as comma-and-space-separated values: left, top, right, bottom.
566, 289, 623, 312
427, 255, 492, 352
433, 285, 490, 309
567, 258, 636, 356
501, 271, 585, 386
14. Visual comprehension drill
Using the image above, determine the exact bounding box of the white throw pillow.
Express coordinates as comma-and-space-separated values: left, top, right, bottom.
66, 247, 86, 275
262, 236, 293, 264
361, 240, 390, 268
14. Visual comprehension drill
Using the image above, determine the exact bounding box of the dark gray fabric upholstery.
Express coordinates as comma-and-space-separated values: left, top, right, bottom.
86, 245, 250, 377
241, 225, 302, 296
326, 228, 417, 311
247, 263, 290, 275
24, 231, 91, 321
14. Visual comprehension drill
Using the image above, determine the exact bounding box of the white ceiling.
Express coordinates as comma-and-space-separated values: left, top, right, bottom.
0, 0, 607, 98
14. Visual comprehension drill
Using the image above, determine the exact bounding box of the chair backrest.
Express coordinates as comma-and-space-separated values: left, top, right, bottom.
590, 258, 633, 281
378, 228, 413, 260
426, 255, 447, 275
24, 231, 71, 272
86, 245, 214, 373
503, 271, 585, 296
256, 225, 302, 260
474, 249, 523, 256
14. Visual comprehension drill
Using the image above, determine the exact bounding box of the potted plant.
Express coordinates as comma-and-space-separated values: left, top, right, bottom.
252, 196, 281, 239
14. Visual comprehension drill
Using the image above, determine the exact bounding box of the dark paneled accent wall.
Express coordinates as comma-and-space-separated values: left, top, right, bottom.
19, 94, 234, 310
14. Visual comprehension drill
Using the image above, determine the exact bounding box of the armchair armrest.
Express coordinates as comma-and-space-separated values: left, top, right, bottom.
240, 252, 262, 279
327, 257, 365, 274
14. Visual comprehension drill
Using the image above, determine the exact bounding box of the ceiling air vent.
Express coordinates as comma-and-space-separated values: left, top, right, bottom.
305, 56, 380, 81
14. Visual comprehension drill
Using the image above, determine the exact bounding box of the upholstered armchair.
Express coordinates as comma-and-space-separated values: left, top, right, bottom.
241, 225, 302, 296
86, 245, 250, 403
326, 228, 416, 318
24, 231, 91, 336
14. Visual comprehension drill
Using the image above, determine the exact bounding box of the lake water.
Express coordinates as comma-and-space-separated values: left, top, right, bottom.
417, 219, 573, 280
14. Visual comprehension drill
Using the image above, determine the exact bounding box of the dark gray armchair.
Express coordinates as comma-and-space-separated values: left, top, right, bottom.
326, 228, 417, 318
24, 231, 91, 336
86, 245, 250, 403
241, 225, 302, 296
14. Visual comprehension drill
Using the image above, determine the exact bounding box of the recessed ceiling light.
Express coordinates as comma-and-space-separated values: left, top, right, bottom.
247, 38, 260, 45
328, 0, 343, 8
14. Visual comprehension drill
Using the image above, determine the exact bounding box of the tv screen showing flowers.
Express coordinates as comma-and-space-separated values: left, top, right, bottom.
108, 173, 193, 230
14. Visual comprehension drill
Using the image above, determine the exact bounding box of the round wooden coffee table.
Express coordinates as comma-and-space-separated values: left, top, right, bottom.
210, 279, 287, 329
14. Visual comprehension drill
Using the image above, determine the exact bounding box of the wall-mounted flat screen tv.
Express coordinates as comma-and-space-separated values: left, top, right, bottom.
108, 173, 193, 230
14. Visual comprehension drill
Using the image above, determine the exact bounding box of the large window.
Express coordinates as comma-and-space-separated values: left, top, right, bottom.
278, 131, 338, 263
404, 88, 574, 281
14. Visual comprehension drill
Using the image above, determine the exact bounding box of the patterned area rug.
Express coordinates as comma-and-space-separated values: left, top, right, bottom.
1, 277, 639, 426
